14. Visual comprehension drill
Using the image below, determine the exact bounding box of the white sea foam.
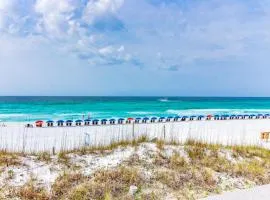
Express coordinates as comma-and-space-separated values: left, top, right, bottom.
158, 98, 169, 102
127, 111, 156, 115
166, 109, 270, 116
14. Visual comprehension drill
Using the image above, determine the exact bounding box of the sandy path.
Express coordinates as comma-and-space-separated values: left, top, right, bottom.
204, 184, 270, 200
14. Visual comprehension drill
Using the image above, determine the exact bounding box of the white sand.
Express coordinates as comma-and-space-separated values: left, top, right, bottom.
1, 119, 270, 152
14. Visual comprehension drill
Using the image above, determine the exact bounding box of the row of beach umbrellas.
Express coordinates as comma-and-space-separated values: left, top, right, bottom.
34, 113, 270, 127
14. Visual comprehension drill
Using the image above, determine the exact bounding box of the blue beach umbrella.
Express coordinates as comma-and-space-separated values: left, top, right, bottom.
92, 119, 99, 122
118, 118, 124, 121
84, 119, 91, 122
109, 119, 115, 121
151, 117, 157, 120
46, 120, 54, 123
57, 120, 64, 123
182, 116, 188, 118
190, 115, 196, 118
135, 117, 141, 120
75, 119, 83, 123
159, 117, 165, 119
143, 117, 149, 120
66, 120, 73, 122
199, 115, 204, 118
167, 116, 173, 119
101, 119, 107, 122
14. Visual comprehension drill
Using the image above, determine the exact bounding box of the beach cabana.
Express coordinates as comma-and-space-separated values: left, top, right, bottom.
126, 118, 134, 124
214, 115, 220, 120
135, 117, 141, 124
256, 114, 263, 119
220, 115, 229, 120
84, 119, 91, 126
35, 120, 43, 127
263, 114, 269, 119
118, 118, 124, 124
243, 114, 249, 119
101, 119, 107, 125
46, 120, 54, 127
57, 120, 64, 126
198, 115, 204, 120
236, 115, 243, 119
142, 117, 149, 123
173, 116, 180, 122
166, 116, 173, 122
181, 116, 188, 121
249, 114, 255, 119
75, 119, 83, 126
109, 119, 116, 124
66, 120, 73, 126
92, 119, 99, 125
206, 115, 212, 120
158, 117, 165, 122
190, 116, 196, 121
150, 117, 157, 123
230, 115, 236, 119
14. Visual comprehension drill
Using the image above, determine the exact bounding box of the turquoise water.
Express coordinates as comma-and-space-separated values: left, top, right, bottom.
1, 96, 270, 122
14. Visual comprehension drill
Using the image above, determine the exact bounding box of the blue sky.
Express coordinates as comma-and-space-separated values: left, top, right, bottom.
0, 0, 269, 96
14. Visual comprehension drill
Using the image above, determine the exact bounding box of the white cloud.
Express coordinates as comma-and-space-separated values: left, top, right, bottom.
83, 0, 124, 23
34, 0, 78, 37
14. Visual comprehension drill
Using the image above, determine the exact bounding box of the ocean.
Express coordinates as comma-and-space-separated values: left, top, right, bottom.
0, 96, 270, 122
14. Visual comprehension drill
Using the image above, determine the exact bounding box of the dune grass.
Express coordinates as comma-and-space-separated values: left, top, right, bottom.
1, 138, 270, 200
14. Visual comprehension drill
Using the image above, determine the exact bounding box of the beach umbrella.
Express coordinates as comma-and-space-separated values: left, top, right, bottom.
159, 117, 165, 119
36, 120, 43, 123
118, 118, 124, 121
135, 117, 141, 120
190, 115, 196, 118
109, 119, 115, 121
151, 117, 157, 120
214, 115, 219, 117
57, 120, 64, 123
167, 116, 173, 118
92, 119, 99, 122
46, 120, 54, 123
207, 115, 212, 117
101, 119, 107, 122
75, 119, 83, 123
84, 119, 91, 122
199, 115, 204, 118
182, 116, 188, 118
66, 120, 73, 122
143, 117, 149, 120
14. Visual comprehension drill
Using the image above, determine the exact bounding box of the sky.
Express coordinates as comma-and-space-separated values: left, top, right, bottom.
0, 0, 270, 96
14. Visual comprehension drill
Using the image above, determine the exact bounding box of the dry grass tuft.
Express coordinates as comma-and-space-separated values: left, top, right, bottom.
57, 151, 70, 166
51, 166, 144, 200
37, 152, 51, 163
52, 173, 85, 199
0, 151, 21, 167
17, 182, 49, 200
155, 140, 165, 150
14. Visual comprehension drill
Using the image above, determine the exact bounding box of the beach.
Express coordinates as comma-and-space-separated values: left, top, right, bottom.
1, 118, 270, 153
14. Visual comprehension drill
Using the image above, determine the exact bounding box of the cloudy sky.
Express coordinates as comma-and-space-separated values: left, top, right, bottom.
0, 0, 269, 96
